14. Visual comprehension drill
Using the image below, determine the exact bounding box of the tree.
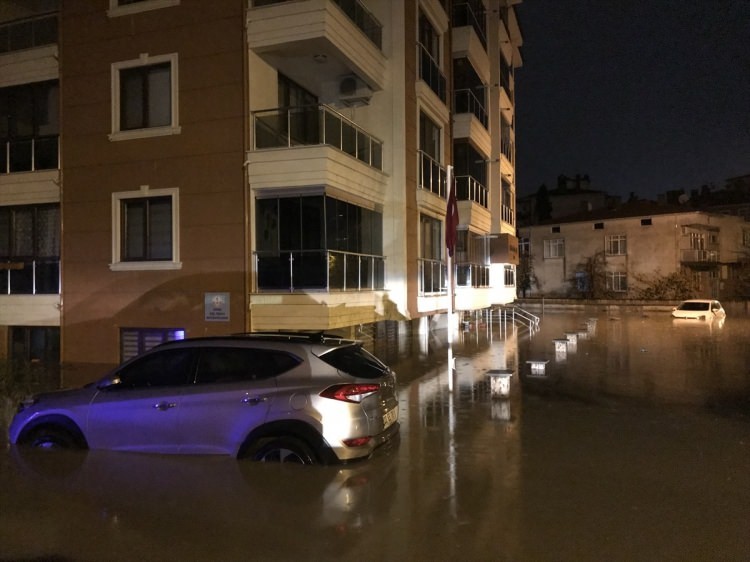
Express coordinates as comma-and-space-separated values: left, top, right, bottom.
517, 252, 538, 298
569, 251, 610, 299
631, 269, 698, 300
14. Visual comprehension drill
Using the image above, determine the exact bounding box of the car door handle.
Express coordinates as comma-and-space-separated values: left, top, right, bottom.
153, 401, 177, 411
242, 395, 267, 406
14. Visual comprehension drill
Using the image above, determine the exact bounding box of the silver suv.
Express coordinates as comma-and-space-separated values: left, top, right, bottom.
9, 333, 400, 464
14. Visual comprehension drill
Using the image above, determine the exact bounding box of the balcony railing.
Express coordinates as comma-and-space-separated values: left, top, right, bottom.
418, 258, 447, 295
456, 263, 490, 288
455, 175, 487, 208
332, 0, 382, 49
0, 259, 60, 295
419, 151, 447, 198
452, 0, 487, 48
417, 43, 447, 102
255, 250, 385, 292
500, 136, 514, 162
453, 88, 488, 128
501, 204, 514, 225
681, 249, 719, 263
0, 13, 57, 54
1, 137, 60, 174
253, 105, 383, 170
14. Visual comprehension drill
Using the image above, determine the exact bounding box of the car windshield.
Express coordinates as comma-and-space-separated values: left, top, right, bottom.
678, 302, 710, 311
318, 344, 389, 379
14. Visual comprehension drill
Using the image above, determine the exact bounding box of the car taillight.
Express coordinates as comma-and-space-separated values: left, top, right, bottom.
320, 383, 380, 403
343, 436, 372, 447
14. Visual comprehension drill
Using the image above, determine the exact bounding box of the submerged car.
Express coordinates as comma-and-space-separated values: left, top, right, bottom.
8, 333, 399, 464
671, 299, 726, 321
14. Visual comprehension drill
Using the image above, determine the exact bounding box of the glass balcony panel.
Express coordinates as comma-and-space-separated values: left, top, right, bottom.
34, 137, 59, 170
328, 251, 345, 289
345, 253, 359, 289
34, 260, 60, 294
9, 140, 33, 172
257, 254, 290, 290
294, 251, 327, 288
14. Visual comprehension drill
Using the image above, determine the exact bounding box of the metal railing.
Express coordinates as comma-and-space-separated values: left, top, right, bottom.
455, 175, 487, 207
418, 151, 447, 198
1, 137, 59, 174
452, 0, 487, 48
681, 249, 719, 263
501, 204, 514, 225
418, 258, 447, 295
456, 263, 490, 288
253, 105, 383, 170
0, 259, 60, 295
0, 13, 57, 54
255, 250, 385, 292
495, 304, 541, 334
500, 135, 514, 162
333, 0, 382, 49
417, 43, 447, 102
453, 88, 488, 128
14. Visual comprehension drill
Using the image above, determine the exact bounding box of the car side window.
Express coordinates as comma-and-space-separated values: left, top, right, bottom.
194, 347, 301, 384
117, 348, 195, 388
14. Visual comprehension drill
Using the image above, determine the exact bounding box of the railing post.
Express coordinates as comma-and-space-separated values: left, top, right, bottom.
288, 252, 294, 292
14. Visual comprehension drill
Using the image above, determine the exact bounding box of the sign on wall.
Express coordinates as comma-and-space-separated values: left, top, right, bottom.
205, 292, 230, 322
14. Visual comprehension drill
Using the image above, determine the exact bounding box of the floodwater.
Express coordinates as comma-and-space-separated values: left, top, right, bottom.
1, 312, 749, 562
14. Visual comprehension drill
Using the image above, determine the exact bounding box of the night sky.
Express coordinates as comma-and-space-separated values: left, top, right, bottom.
514, 0, 750, 200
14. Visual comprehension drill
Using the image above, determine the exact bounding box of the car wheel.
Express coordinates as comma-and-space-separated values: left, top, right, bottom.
251, 437, 317, 465
24, 426, 79, 450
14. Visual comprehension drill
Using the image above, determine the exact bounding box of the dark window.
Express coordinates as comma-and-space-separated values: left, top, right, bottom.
195, 347, 301, 384
120, 327, 185, 362
120, 62, 171, 131
419, 112, 440, 160
121, 196, 172, 261
0, 80, 59, 173
319, 344, 388, 379
0, 204, 59, 294
641, 218, 652, 226
10, 326, 59, 364
594, 222, 604, 230
551, 226, 560, 233
117, 348, 195, 388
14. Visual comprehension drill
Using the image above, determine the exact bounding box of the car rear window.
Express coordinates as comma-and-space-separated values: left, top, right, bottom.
318, 344, 389, 379
195, 347, 302, 384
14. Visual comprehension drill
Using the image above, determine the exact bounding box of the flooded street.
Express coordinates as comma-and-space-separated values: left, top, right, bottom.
1, 311, 749, 561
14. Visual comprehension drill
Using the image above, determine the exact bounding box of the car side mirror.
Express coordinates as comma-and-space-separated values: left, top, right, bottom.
97, 375, 122, 390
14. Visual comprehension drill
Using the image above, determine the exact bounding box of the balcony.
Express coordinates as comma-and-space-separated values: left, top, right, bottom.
255, 250, 385, 292
0, 14, 57, 54
418, 43, 447, 103
1, 137, 59, 174
418, 258, 447, 295
254, 105, 382, 169
0, 259, 59, 295
418, 151, 447, 198
501, 204, 514, 226
455, 175, 487, 208
452, 0, 486, 49
681, 249, 719, 264
248, 0, 386, 93
453, 88, 487, 129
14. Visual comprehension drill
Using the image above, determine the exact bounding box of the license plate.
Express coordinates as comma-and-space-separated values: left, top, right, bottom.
382, 407, 398, 429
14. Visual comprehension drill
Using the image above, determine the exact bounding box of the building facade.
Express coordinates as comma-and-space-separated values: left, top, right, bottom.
519, 206, 750, 300
1, 0, 523, 380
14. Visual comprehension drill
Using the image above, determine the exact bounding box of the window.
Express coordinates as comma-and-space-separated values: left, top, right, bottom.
195, 348, 301, 383
551, 226, 560, 233
743, 229, 750, 247
120, 327, 185, 362
606, 234, 627, 256
641, 218, 652, 226
606, 271, 627, 292
504, 265, 515, 287
593, 222, 604, 230
0, 204, 60, 294
417, 11, 446, 101
543, 238, 564, 259
108, 0, 180, 17
10, 326, 60, 364
255, 194, 384, 291
518, 237, 530, 256
0, 80, 59, 173
0, 14, 57, 54
111, 187, 180, 271
117, 348, 194, 388
419, 111, 446, 196
111, 53, 179, 140
455, 230, 489, 288
419, 214, 445, 294
419, 111, 441, 160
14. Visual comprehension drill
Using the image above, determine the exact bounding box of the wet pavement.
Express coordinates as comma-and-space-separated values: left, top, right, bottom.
1, 311, 749, 561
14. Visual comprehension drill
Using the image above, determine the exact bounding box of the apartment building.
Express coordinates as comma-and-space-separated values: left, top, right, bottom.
1, 0, 523, 380
519, 204, 750, 299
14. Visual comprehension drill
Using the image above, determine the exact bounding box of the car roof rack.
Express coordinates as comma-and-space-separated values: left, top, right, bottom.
231, 331, 355, 344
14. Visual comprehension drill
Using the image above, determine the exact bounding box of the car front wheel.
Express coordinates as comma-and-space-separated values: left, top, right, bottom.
24, 426, 80, 450
251, 437, 317, 465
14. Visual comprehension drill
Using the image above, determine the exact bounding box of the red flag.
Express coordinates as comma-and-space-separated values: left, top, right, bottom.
445, 177, 459, 257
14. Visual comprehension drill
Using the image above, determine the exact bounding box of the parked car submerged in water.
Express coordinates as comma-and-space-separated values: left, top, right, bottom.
671, 299, 726, 321
8, 333, 399, 464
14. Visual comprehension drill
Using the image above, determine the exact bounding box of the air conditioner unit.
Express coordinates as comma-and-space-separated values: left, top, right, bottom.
338, 74, 373, 106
